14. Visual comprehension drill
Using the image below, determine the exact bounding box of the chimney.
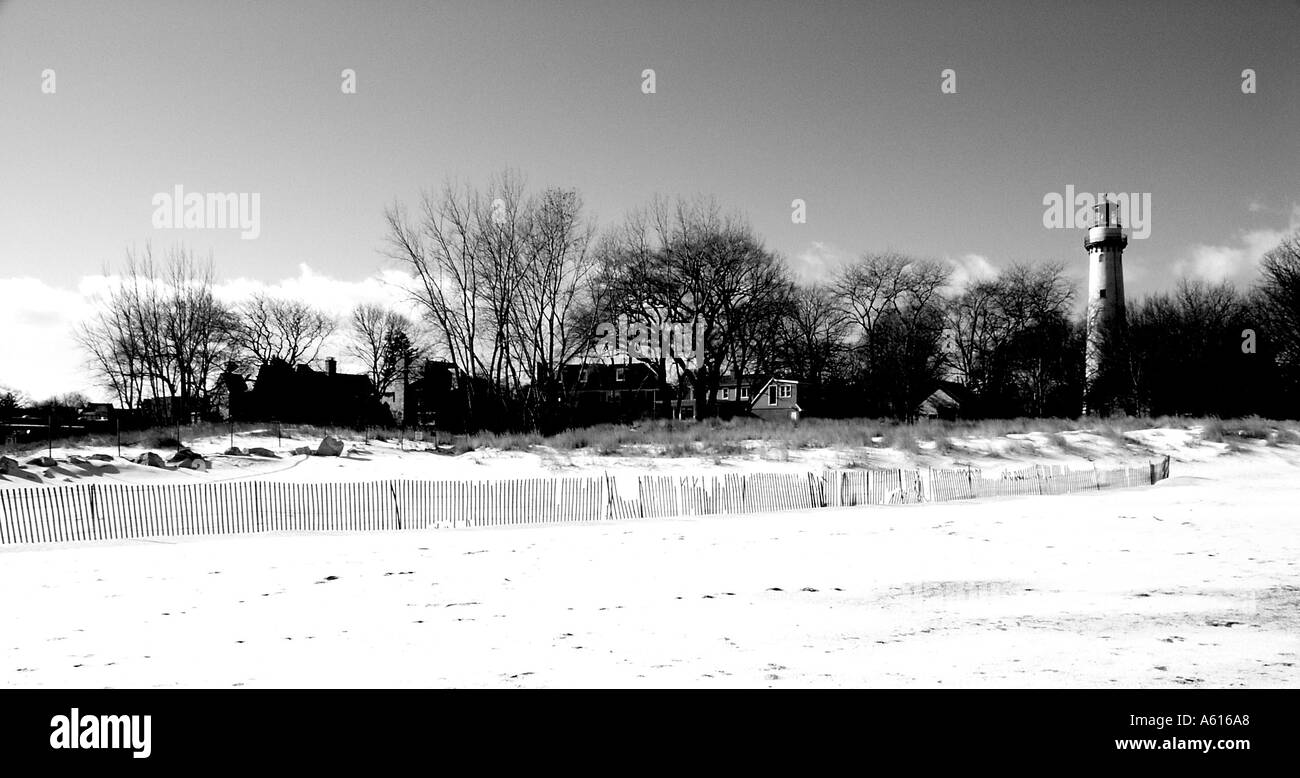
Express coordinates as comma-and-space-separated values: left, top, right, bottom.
326, 357, 337, 376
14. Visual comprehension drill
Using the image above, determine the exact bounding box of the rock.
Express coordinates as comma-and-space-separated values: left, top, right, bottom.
0, 458, 40, 483
315, 436, 345, 457
89, 453, 114, 461
167, 448, 209, 469
224, 447, 248, 456
248, 447, 280, 458
135, 451, 167, 468
27, 456, 58, 468
291, 446, 313, 456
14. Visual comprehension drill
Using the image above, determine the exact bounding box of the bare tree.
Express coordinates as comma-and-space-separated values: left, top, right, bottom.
348, 303, 423, 395
384, 180, 494, 423
830, 251, 950, 418
944, 261, 1076, 416
1258, 233, 1300, 381
774, 284, 850, 413
231, 293, 336, 369
385, 170, 601, 429
945, 278, 1006, 393
511, 186, 600, 426
1127, 279, 1256, 416
76, 244, 235, 421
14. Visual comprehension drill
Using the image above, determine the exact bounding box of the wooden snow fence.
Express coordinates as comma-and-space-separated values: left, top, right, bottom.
0, 456, 1170, 545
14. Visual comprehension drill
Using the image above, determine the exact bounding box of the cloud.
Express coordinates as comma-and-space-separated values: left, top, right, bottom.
0, 277, 98, 401
944, 253, 999, 292
790, 241, 848, 283
213, 264, 419, 318
1174, 204, 1300, 285
0, 265, 423, 403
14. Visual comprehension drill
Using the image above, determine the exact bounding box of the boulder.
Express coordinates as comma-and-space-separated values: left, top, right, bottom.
0, 458, 40, 483
135, 451, 167, 468
27, 456, 58, 468
89, 453, 114, 461
315, 436, 345, 457
182, 457, 210, 471
224, 447, 248, 456
291, 446, 313, 456
249, 447, 280, 458
169, 447, 203, 463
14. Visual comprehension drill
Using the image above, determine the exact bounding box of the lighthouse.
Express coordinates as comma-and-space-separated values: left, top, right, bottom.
1083, 199, 1130, 414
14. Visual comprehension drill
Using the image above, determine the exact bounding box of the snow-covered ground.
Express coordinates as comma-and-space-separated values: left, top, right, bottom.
0, 424, 1240, 490
1, 428, 1297, 688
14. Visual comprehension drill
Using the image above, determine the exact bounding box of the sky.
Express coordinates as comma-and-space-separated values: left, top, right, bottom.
1, 0, 1298, 400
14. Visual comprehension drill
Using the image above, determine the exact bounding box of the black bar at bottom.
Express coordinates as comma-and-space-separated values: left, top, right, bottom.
0, 689, 1289, 768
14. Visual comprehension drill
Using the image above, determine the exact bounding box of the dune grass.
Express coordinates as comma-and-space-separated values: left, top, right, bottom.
428, 414, 1300, 458
9, 414, 1298, 460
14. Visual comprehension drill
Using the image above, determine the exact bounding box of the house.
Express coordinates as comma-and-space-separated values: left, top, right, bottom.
75, 402, 115, 433
561, 352, 663, 423
238, 357, 390, 428
916, 380, 975, 420
676, 374, 801, 421
405, 359, 502, 432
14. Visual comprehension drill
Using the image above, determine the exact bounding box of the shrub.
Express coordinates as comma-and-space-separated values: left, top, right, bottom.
1271, 428, 1300, 446
1199, 419, 1226, 443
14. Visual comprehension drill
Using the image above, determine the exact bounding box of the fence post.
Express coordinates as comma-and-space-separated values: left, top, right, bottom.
390, 482, 402, 530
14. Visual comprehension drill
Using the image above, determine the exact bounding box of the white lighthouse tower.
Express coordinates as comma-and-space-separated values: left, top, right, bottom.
1083, 199, 1128, 414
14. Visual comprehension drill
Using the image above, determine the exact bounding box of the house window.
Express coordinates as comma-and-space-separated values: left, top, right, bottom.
779, 384, 792, 399
721, 388, 729, 400
616, 367, 626, 382
740, 387, 749, 400
768, 385, 777, 405
579, 368, 589, 384
1099, 289, 1106, 299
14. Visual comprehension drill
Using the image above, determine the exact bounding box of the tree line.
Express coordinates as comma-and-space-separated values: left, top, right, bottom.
67, 171, 1300, 429
72, 244, 422, 424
